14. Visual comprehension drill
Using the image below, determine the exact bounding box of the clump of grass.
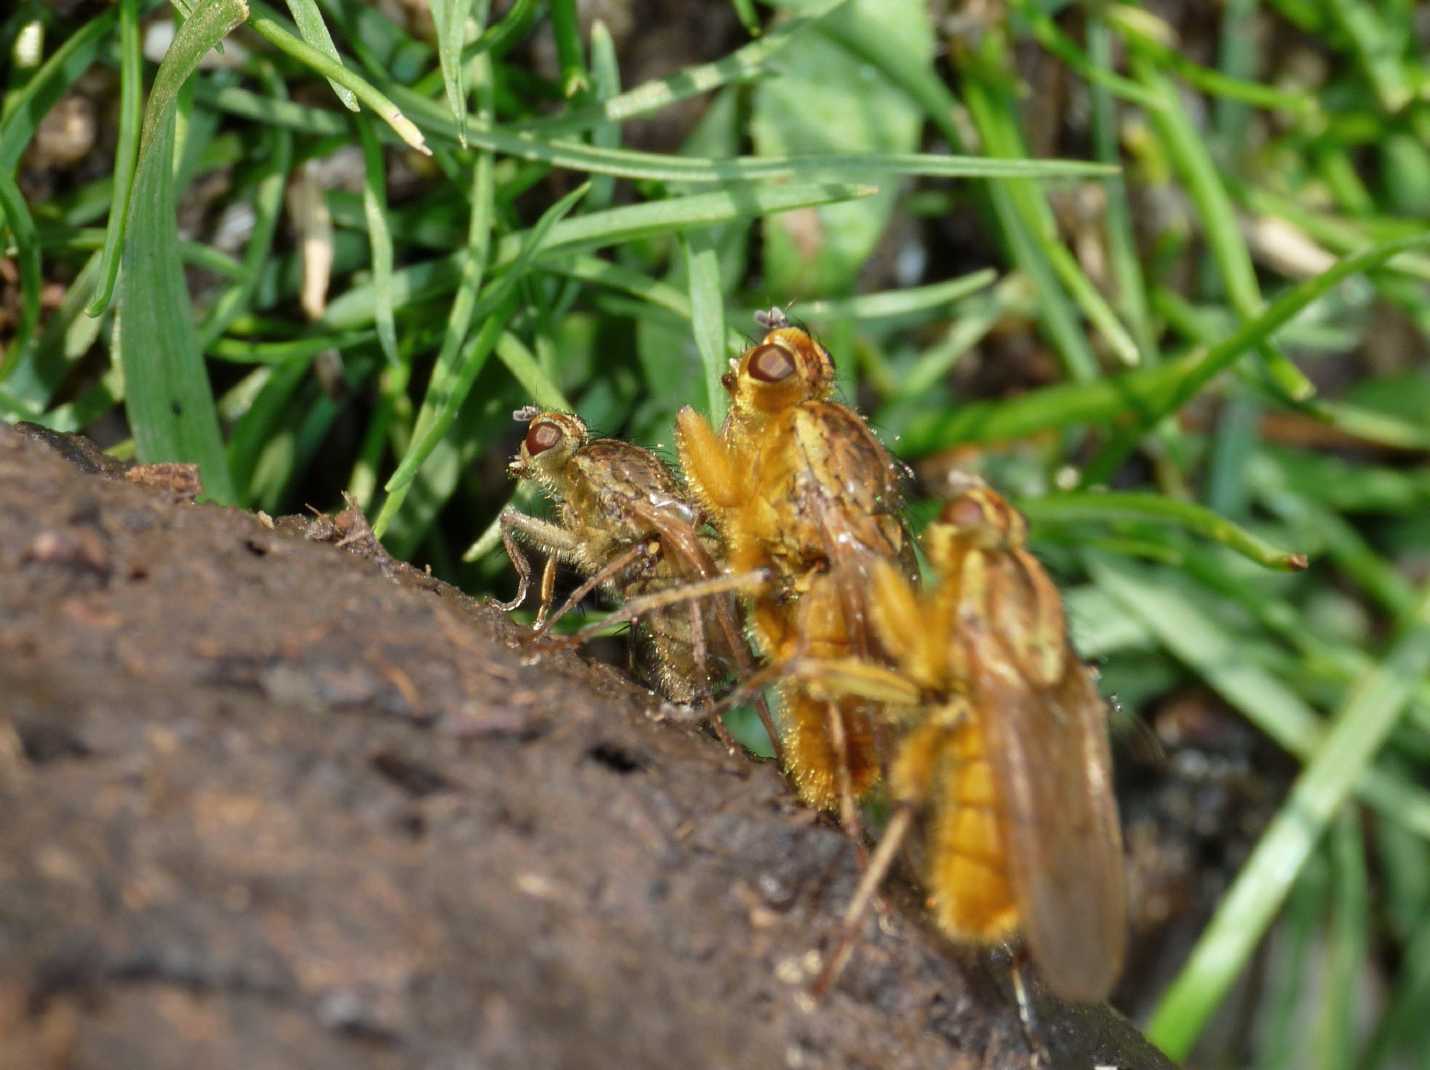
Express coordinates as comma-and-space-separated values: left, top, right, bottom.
2, 1, 1427, 1064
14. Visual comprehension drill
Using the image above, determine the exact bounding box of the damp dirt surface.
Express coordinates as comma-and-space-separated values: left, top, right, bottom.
0, 422, 1175, 1070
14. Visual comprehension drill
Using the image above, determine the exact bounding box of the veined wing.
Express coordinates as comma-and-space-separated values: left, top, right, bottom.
964, 552, 1126, 1004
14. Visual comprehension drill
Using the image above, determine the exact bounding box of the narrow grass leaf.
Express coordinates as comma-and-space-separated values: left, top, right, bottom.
0, 8, 117, 171
198, 66, 292, 350
355, 114, 399, 363
0, 169, 40, 381
322, 182, 876, 329
1022, 491, 1307, 570
247, 1, 430, 154
1146, 581, 1430, 1060
116, 0, 248, 502
516, 0, 848, 139
376, 185, 589, 535
1087, 553, 1430, 840
495, 332, 572, 411
428, 0, 476, 144
683, 230, 728, 425
1127, 52, 1312, 401
85, 0, 143, 318
283, 0, 359, 110
1076, 233, 1430, 482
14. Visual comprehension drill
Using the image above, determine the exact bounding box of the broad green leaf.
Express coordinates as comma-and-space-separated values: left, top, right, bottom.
752, 0, 930, 295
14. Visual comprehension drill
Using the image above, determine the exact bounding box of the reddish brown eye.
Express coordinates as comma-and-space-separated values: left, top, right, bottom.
746, 343, 796, 383
525, 421, 563, 455
943, 495, 986, 531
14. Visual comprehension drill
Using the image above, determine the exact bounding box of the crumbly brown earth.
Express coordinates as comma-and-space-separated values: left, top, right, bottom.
0, 422, 1173, 1070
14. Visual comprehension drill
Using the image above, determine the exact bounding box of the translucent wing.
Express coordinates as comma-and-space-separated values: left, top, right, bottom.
964, 550, 1126, 1004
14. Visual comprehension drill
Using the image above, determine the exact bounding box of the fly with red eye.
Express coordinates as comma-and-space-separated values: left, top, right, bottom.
496, 408, 779, 753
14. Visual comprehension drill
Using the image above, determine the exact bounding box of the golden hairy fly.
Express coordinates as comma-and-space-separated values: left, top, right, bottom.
674, 312, 918, 823
798, 476, 1127, 1004
498, 409, 769, 730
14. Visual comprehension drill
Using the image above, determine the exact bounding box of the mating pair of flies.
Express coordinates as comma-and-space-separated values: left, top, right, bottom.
496, 310, 1126, 1010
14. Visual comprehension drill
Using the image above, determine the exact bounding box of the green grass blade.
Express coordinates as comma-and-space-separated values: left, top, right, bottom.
354, 113, 399, 364
516, 0, 848, 139
376, 184, 588, 535
1322, 0, 1411, 112
282, 0, 359, 110
428, 0, 477, 144
494, 331, 572, 412
1087, 554, 1430, 840
0, 8, 116, 171
1076, 233, 1430, 481
197, 65, 292, 350
115, 0, 247, 502
585, 19, 620, 211
1126, 51, 1313, 402
321, 182, 877, 330
1021, 491, 1308, 571
549, 0, 588, 98
246, 0, 429, 154
1145, 580, 1430, 1060
84, 0, 143, 318
0, 168, 40, 381
683, 229, 728, 425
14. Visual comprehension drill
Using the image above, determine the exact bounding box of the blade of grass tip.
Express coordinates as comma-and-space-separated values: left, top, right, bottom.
198, 63, 292, 349
1079, 233, 1430, 484
683, 229, 728, 426
1087, 553, 1430, 839
1250, 467, 1419, 620
1147, 580, 1430, 1060
408, 0, 536, 97
494, 332, 572, 411
84, 0, 142, 319
1124, 46, 1313, 401
245, 1, 430, 155
549, 0, 589, 98
282, 0, 359, 110
516, 0, 848, 139
0, 168, 40, 382
1021, 490, 1308, 571
0, 7, 117, 171
115, 0, 246, 503
354, 113, 399, 364
1322, 0, 1411, 113
376, 185, 589, 535
730, 0, 761, 35
428, 0, 476, 145
1318, 811, 1368, 1070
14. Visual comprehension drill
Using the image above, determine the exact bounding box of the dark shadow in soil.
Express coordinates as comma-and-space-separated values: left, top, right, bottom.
0, 423, 1175, 1070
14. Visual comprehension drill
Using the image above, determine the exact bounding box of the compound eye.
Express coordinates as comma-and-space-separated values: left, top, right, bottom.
943, 495, 986, 531
525, 421, 564, 456
746, 343, 797, 383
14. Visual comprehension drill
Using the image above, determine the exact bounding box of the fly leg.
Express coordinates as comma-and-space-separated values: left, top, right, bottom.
494, 510, 581, 613
811, 803, 916, 997
686, 598, 739, 753
1009, 949, 1050, 1070
531, 541, 653, 640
